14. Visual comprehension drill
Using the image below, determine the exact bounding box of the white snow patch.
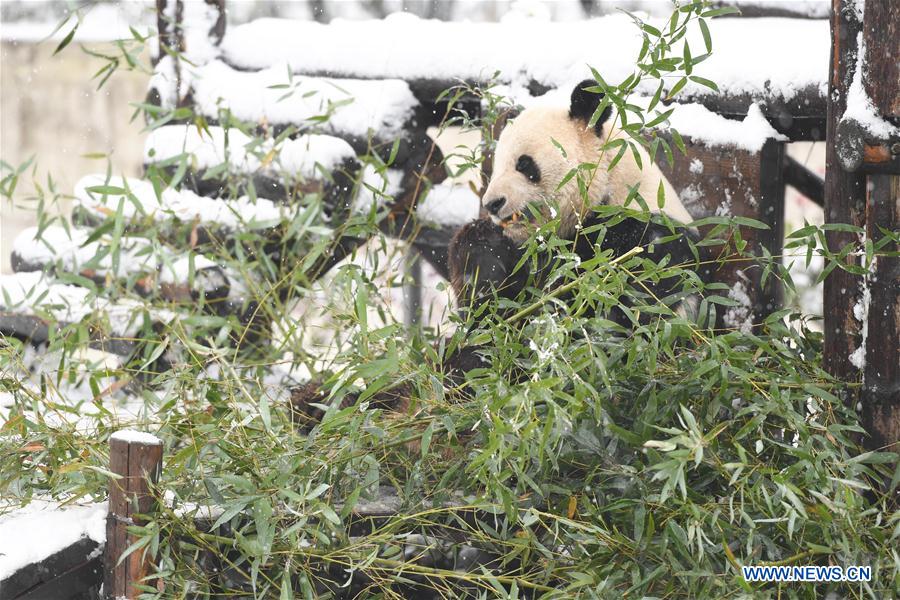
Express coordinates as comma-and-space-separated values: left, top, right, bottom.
219, 15, 828, 103
689, 158, 704, 175
12, 225, 155, 277
848, 279, 871, 370
668, 103, 787, 152
353, 166, 404, 213
0, 500, 107, 580
110, 429, 162, 445
417, 183, 481, 226
0, 271, 176, 336
162, 490, 224, 520
191, 60, 417, 139
0, 3, 153, 42
724, 277, 754, 334
843, 32, 899, 139
729, 0, 829, 17
74, 174, 283, 230
144, 125, 355, 180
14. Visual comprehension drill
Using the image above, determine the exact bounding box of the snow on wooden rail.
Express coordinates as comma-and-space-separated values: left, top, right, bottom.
220, 13, 829, 105
73, 174, 285, 230
190, 60, 419, 142
144, 124, 358, 181
0, 272, 175, 353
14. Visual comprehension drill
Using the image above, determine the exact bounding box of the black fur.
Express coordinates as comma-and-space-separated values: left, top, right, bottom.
569, 79, 611, 135
448, 219, 530, 310
515, 154, 541, 183
449, 214, 706, 322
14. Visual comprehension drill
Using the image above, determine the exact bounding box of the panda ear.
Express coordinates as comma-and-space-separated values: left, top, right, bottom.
570, 79, 611, 135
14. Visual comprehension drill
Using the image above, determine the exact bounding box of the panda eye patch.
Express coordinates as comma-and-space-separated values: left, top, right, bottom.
515, 154, 541, 184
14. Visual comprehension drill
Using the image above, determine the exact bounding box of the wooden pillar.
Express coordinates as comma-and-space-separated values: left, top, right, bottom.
756, 139, 786, 317
105, 431, 163, 599
823, 0, 867, 383
862, 175, 900, 451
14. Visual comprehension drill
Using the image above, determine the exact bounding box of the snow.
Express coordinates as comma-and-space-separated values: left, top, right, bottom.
158, 254, 219, 286
723, 276, 754, 334
0, 3, 153, 42
689, 159, 704, 175
416, 182, 481, 226
12, 225, 155, 277
74, 174, 283, 230
144, 124, 356, 180
0, 271, 93, 322
849, 278, 871, 370
0, 271, 176, 337
0, 500, 107, 580
220, 14, 828, 103
729, 0, 829, 17
191, 60, 418, 139
162, 490, 224, 520
110, 429, 162, 445
667, 102, 787, 152
843, 33, 900, 139
353, 166, 404, 213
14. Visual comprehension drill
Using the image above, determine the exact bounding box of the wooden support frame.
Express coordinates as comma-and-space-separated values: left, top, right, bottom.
824, 0, 900, 453
105, 431, 163, 599
755, 139, 787, 316
783, 154, 824, 206
823, 0, 868, 384
861, 174, 900, 451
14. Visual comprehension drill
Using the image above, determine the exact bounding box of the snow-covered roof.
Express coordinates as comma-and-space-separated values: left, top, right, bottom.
219, 13, 829, 103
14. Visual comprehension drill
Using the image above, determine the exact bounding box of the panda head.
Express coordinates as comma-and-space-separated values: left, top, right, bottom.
482, 79, 612, 242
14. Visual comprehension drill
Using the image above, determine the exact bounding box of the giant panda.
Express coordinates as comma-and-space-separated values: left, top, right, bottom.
449, 79, 707, 324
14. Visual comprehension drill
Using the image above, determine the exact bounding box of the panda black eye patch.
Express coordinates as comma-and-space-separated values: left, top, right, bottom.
515, 154, 541, 184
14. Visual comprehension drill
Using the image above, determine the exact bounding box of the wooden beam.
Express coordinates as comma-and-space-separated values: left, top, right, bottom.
105, 431, 163, 599
823, 0, 868, 383
0, 537, 102, 600
783, 154, 824, 206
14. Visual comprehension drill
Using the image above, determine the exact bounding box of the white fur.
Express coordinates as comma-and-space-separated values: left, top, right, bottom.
483, 106, 693, 242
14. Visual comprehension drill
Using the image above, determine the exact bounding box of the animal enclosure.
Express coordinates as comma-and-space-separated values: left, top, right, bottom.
0, 0, 897, 598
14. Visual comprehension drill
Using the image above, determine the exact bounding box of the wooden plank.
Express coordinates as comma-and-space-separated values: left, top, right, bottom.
0, 537, 101, 600
861, 174, 900, 451
104, 432, 163, 600
823, 0, 868, 382
656, 138, 772, 330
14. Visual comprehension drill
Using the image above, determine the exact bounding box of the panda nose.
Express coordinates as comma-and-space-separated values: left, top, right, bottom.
485, 197, 506, 215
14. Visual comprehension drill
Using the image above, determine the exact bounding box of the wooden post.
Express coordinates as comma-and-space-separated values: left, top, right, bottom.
858, 0, 900, 452
756, 139, 786, 318
105, 431, 163, 600
862, 174, 900, 451
823, 0, 867, 384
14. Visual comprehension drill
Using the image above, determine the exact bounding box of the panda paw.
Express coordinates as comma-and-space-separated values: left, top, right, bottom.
448, 219, 527, 308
